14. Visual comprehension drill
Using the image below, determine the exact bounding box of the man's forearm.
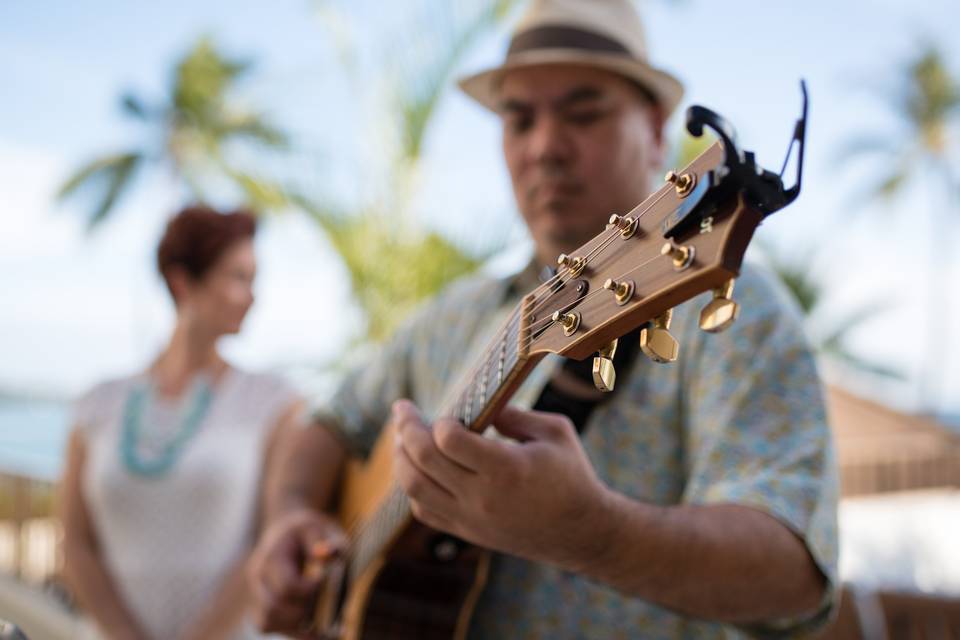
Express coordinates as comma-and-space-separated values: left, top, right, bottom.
264, 420, 347, 523
581, 495, 826, 623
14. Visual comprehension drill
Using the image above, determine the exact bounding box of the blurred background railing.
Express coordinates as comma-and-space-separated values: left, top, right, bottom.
0, 473, 58, 585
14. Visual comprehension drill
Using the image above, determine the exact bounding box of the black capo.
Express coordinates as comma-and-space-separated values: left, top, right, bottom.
686, 79, 808, 216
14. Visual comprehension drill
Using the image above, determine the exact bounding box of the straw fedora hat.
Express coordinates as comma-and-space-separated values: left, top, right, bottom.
458, 0, 684, 116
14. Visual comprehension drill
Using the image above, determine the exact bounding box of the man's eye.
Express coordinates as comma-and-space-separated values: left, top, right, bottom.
507, 115, 533, 133
566, 110, 603, 126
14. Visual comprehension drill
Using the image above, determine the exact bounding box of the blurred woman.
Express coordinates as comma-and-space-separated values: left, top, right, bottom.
59, 206, 301, 640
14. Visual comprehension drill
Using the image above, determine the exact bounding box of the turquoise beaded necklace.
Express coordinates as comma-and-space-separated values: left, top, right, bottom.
119, 376, 213, 477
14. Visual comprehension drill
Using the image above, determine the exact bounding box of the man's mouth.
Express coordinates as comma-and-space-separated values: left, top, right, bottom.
530, 181, 583, 203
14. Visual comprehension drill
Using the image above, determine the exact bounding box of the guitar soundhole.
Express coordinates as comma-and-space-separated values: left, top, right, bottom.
359, 525, 484, 639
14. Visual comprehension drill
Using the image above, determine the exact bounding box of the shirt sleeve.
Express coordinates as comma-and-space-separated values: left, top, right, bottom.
310, 274, 511, 459
310, 317, 419, 459
257, 373, 302, 428
679, 265, 840, 637
72, 381, 110, 434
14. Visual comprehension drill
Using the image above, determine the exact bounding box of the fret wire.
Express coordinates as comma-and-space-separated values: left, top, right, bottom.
343, 181, 692, 586
478, 351, 490, 406
444, 305, 519, 421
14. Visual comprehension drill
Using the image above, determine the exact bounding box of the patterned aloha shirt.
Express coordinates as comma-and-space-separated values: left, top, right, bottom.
314, 261, 839, 639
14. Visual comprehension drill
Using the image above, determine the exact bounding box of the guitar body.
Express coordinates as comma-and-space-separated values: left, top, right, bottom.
331, 422, 491, 640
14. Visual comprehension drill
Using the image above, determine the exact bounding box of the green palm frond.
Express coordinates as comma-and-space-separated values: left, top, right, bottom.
57, 152, 143, 228
392, 0, 521, 164
763, 251, 822, 315
220, 114, 289, 148
872, 168, 910, 201
332, 218, 484, 341
817, 299, 892, 350
298, 195, 486, 341
761, 244, 901, 378
60, 35, 290, 226
821, 342, 904, 380
228, 170, 292, 211
120, 93, 151, 120
838, 43, 958, 206
172, 36, 252, 122
305, 1, 518, 342
900, 48, 960, 149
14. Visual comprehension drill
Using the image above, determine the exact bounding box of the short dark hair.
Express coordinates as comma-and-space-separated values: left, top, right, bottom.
157, 205, 257, 299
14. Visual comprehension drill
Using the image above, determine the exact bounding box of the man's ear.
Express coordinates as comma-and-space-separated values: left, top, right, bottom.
649, 104, 668, 166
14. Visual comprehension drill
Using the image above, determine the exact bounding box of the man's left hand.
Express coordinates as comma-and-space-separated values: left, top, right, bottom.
391, 399, 618, 572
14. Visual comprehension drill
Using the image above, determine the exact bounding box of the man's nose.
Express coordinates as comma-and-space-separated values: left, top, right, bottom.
527, 115, 574, 166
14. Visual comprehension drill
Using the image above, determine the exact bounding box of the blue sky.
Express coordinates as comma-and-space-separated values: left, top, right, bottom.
1, 0, 958, 415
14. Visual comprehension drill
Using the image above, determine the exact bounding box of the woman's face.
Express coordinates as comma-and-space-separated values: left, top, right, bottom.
183, 238, 257, 336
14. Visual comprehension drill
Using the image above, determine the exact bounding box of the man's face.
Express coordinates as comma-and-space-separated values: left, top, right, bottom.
498, 65, 665, 263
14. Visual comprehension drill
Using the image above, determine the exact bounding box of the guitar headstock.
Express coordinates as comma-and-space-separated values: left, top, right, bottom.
520, 84, 808, 376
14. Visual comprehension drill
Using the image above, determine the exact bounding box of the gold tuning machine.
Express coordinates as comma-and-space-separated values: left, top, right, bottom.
661, 240, 695, 270
592, 339, 618, 392
557, 253, 586, 276
603, 278, 635, 306
665, 170, 697, 197
551, 310, 581, 336
640, 309, 679, 364
607, 214, 639, 239
699, 279, 740, 333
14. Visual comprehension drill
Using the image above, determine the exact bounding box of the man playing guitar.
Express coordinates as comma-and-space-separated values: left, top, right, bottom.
249, 1, 837, 637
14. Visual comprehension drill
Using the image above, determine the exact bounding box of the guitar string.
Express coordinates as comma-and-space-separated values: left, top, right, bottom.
342, 183, 681, 558
342, 255, 675, 572
516, 249, 669, 352
520, 185, 674, 317
437, 185, 677, 415
502, 181, 676, 322
515, 186, 676, 341
342, 253, 669, 560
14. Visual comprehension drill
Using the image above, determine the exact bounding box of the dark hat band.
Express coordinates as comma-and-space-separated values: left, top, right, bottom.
508, 25, 631, 57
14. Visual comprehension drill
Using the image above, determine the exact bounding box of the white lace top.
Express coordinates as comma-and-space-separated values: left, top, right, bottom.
72, 368, 298, 640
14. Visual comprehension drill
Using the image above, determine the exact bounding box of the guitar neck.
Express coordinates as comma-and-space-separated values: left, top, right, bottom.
436, 298, 539, 428
348, 293, 547, 580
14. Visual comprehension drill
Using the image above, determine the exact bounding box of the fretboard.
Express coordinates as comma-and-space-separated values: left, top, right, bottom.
347, 297, 535, 581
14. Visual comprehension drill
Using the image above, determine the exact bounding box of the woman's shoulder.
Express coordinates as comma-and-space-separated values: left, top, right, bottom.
224, 367, 300, 415
72, 370, 143, 431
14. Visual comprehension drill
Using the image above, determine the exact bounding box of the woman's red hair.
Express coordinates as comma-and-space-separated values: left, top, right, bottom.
157, 205, 257, 298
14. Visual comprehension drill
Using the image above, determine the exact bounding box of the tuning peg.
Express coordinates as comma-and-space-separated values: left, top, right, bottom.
607, 214, 639, 238
603, 278, 635, 306
699, 279, 740, 333
551, 311, 581, 336
660, 241, 695, 270
592, 339, 618, 392
557, 253, 586, 276
665, 170, 697, 197
640, 309, 679, 363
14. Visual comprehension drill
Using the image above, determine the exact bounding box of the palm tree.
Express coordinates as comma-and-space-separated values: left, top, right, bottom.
761, 247, 900, 380
837, 44, 959, 409
57, 36, 289, 228
302, 0, 521, 342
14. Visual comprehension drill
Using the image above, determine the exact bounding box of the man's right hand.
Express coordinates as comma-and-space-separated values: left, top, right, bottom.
248, 508, 347, 637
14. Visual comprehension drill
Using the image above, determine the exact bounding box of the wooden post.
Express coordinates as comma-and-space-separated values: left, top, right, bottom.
12, 475, 30, 579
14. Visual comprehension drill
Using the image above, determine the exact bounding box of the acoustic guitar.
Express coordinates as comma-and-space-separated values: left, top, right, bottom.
310, 84, 810, 639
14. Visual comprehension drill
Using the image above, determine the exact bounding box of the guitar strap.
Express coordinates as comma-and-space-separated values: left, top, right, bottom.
532, 328, 642, 434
